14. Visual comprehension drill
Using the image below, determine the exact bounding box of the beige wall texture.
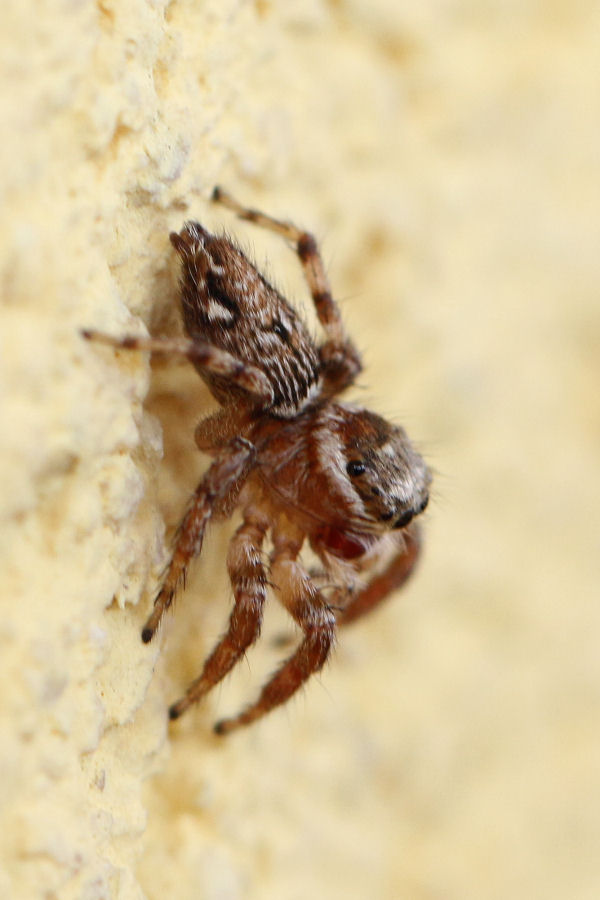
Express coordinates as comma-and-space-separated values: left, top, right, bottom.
1, 1, 599, 898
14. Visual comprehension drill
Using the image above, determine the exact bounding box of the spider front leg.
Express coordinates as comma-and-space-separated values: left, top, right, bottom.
214, 538, 336, 735
212, 187, 362, 394
335, 527, 422, 627
169, 507, 269, 719
81, 330, 273, 405
142, 438, 255, 642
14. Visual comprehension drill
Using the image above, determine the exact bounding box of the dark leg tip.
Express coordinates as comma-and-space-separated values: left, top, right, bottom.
168, 704, 181, 721
213, 719, 228, 736
81, 328, 92, 340
141, 627, 154, 644
211, 186, 223, 202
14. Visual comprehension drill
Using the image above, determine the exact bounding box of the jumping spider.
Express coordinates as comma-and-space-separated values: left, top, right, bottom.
84, 187, 431, 735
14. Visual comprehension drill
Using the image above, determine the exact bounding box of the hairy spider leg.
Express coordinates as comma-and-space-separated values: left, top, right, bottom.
212, 187, 362, 394
214, 538, 336, 735
335, 527, 422, 626
81, 330, 273, 404
169, 507, 269, 719
143, 439, 256, 642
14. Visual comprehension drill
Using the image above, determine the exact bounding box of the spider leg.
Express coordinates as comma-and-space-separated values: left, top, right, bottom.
336, 526, 422, 627
212, 187, 362, 394
82, 330, 273, 405
214, 539, 336, 735
168, 507, 269, 719
142, 438, 256, 643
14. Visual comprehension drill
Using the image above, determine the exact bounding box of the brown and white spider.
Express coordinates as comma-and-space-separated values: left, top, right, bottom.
84, 188, 431, 735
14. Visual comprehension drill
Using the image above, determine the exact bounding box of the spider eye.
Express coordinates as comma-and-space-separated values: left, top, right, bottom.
346, 460, 366, 477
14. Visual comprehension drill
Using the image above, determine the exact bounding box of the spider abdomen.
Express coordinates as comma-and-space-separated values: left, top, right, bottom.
171, 223, 321, 417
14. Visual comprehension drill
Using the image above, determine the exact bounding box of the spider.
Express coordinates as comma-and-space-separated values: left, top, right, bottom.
83, 187, 431, 735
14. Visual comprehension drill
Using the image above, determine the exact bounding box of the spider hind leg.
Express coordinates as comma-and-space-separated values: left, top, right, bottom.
212, 186, 362, 394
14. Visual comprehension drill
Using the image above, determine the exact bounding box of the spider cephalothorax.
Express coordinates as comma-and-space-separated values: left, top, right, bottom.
84, 188, 431, 734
